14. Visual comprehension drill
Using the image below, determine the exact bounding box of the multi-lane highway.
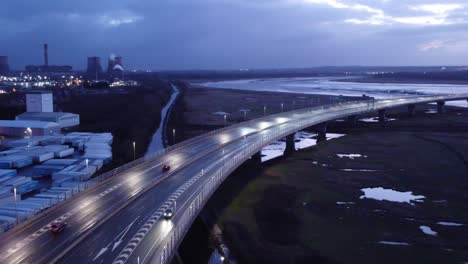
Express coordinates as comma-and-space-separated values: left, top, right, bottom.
0, 93, 467, 264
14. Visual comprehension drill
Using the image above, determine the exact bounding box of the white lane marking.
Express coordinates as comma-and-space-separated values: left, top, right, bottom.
113, 173, 205, 264
113, 159, 222, 264
93, 242, 112, 262
92, 217, 140, 262
0, 161, 165, 261
113, 217, 140, 252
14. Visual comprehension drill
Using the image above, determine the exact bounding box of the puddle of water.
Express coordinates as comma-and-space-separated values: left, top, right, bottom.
430, 100, 468, 108
437, 222, 463, 227
295, 131, 317, 150
420, 225, 437, 236
360, 187, 425, 204
337, 154, 367, 159
261, 132, 345, 162
378, 241, 411, 246
261, 145, 285, 162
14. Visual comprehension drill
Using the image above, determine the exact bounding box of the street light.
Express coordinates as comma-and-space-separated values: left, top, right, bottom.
263, 106, 266, 116
223, 114, 227, 126
281, 103, 284, 112
132, 141, 136, 161
13, 187, 18, 224
172, 128, 176, 145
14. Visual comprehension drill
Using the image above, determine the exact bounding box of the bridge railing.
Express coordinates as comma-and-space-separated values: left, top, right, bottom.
85, 93, 468, 196
156, 101, 383, 263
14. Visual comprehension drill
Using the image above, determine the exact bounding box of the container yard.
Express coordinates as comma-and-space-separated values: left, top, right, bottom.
0, 132, 113, 233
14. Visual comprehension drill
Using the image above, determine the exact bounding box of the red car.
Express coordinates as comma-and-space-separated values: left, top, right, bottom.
49, 222, 67, 233
162, 165, 171, 172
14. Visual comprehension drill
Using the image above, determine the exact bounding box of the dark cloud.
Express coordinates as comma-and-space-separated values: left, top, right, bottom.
1, 0, 467, 70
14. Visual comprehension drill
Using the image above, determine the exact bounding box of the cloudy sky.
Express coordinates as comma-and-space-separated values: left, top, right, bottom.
1, 0, 467, 70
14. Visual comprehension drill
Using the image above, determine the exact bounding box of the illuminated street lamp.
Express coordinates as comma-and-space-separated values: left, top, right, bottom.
223, 114, 227, 126
281, 103, 284, 112
133, 141, 136, 161
172, 129, 176, 145
13, 187, 18, 223
263, 106, 266, 116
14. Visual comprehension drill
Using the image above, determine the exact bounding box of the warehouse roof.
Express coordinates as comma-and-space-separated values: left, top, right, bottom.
26, 90, 52, 94
0, 120, 59, 129
16, 112, 78, 120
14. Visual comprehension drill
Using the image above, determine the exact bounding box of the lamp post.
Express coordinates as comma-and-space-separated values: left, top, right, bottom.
281, 103, 284, 112
132, 141, 136, 161
172, 129, 176, 145
223, 114, 227, 126
13, 187, 18, 224
263, 106, 266, 116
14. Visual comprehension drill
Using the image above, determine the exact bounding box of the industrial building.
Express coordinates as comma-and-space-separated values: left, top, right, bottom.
107, 55, 123, 73
15, 91, 80, 128
86, 56, 103, 78
107, 55, 124, 80
25, 44, 72, 73
25, 91, 53, 112
16, 112, 79, 128
25, 65, 72, 73
0, 120, 61, 137
0, 91, 79, 137
0, 56, 9, 73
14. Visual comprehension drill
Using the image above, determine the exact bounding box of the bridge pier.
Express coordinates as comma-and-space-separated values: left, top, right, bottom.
378, 109, 386, 123
316, 122, 327, 142
437, 101, 445, 114
347, 115, 358, 125
408, 104, 416, 117
284, 134, 295, 155
251, 151, 262, 164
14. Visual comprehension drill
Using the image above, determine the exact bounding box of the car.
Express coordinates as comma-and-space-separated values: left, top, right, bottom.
163, 209, 173, 220
162, 164, 171, 172
49, 222, 67, 233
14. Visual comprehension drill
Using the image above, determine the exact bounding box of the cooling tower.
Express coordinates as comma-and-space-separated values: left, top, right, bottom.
87, 56, 103, 77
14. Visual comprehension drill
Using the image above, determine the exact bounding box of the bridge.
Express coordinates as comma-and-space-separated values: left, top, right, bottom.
0, 93, 467, 264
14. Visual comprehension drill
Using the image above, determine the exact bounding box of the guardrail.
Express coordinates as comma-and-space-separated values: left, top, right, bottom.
87, 93, 468, 188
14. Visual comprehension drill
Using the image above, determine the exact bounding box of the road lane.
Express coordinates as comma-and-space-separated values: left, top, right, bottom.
61, 134, 250, 263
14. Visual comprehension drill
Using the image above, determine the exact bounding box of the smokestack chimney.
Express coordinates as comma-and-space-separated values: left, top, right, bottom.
44, 43, 49, 67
